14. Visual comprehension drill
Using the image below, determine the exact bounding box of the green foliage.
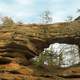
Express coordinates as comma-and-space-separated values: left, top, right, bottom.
33, 49, 58, 67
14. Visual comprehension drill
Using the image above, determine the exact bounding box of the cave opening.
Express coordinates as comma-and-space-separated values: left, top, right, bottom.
33, 43, 80, 67
47, 43, 79, 67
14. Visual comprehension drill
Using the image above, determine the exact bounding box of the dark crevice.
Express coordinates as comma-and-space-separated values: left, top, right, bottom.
0, 42, 36, 59
0, 58, 11, 64
59, 75, 80, 78
1, 54, 15, 58
9, 70, 21, 74
0, 78, 7, 80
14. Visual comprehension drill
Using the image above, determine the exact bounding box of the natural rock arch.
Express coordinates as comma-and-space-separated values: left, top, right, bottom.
0, 21, 80, 60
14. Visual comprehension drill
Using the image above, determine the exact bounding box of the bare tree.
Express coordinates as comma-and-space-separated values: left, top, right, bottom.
65, 16, 73, 22
77, 9, 80, 13
1, 16, 15, 27
17, 21, 23, 26
40, 10, 53, 24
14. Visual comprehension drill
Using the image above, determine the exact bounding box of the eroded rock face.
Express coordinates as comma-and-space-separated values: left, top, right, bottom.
0, 21, 80, 64
0, 57, 11, 64
58, 67, 80, 78
0, 21, 80, 80
0, 21, 80, 58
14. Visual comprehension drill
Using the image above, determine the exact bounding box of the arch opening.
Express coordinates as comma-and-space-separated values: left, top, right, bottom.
33, 43, 80, 67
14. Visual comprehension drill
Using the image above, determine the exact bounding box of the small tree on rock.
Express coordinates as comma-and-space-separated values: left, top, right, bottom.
66, 16, 73, 22
40, 10, 52, 24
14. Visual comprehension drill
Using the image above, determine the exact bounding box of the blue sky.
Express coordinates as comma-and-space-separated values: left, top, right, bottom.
0, 0, 80, 23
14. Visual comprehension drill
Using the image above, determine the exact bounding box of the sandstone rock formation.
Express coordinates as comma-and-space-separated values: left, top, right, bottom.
0, 21, 80, 80
0, 21, 80, 58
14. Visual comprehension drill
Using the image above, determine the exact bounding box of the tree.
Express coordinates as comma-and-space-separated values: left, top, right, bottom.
40, 10, 52, 24
17, 21, 23, 26
66, 16, 73, 22
33, 49, 58, 67
65, 16, 73, 27
1, 16, 15, 27
77, 9, 80, 13
40, 10, 53, 38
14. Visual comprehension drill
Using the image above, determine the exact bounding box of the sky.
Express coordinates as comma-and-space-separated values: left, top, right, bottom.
0, 0, 80, 23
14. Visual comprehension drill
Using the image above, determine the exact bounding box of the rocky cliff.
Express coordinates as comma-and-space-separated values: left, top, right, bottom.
0, 21, 80, 80
0, 21, 80, 57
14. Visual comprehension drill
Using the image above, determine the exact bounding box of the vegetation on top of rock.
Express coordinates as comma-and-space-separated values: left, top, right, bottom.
0, 13, 80, 80
1, 16, 15, 27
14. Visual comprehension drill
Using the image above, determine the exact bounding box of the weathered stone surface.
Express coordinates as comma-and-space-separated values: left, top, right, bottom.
0, 21, 80, 80
0, 57, 11, 64
58, 67, 80, 79
0, 21, 80, 59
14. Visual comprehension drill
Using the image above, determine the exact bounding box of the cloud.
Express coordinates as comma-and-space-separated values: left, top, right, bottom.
0, 0, 80, 23
16, 0, 35, 5
0, 0, 36, 22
